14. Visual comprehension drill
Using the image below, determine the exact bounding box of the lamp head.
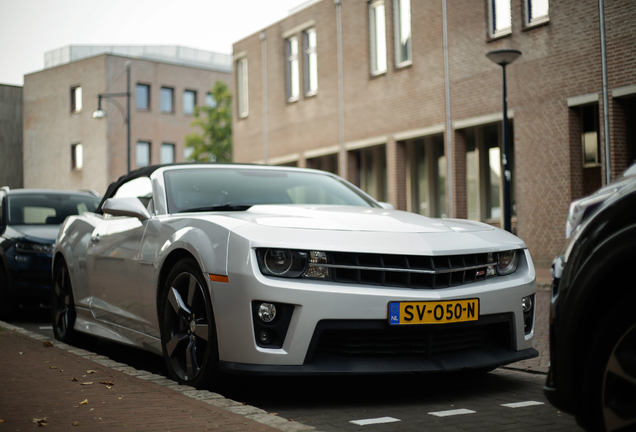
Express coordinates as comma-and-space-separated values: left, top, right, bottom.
486, 49, 522, 66
92, 109, 106, 119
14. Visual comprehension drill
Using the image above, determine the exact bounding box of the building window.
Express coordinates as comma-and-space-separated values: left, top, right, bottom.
286, 36, 300, 102
489, 0, 512, 37
581, 104, 600, 167
161, 143, 175, 164
407, 135, 446, 218
369, 0, 387, 75
70, 86, 82, 113
136, 84, 150, 110
237, 58, 249, 118
465, 123, 514, 222
183, 90, 196, 115
304, 28, 318, 96
137, 141, 151, 167
307, 153, 338, 175
393, 0, 412, 67
71, 143, 83, 170
161, 87, 174, 113
206, 92, 216, 108
525, 0, 549, 26
360, 145, 387, 202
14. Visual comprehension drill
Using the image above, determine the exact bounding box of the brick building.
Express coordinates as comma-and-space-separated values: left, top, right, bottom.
0, 84, 23, 188
231, 0, 636, 266
23, 46, 232, 194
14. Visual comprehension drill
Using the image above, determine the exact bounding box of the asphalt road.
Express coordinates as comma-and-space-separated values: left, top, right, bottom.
8, 309, 584, 432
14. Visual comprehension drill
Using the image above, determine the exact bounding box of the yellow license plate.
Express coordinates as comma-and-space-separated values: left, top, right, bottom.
388, 299, 479, 325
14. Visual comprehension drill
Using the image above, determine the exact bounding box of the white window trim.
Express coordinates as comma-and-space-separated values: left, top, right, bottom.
236, 57, 249, 118
524, 0, 549, 27
393, 0, 412, 68
369, 0, 388, 76
286, 36, 300, 102
304, 28, 318, 97
488, 0, 512, 39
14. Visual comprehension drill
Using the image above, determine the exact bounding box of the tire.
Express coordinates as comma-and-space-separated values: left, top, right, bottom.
580, 299, 636, 431
51, 261, 79, 344
160, 258, 219, 389
0, 265, 17, 320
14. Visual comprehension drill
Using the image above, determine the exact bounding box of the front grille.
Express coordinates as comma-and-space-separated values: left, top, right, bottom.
326, 251, 493, 289
308, 318, 511, 361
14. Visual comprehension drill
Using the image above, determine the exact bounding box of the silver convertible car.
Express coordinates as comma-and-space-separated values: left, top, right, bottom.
52, 163, 537, 388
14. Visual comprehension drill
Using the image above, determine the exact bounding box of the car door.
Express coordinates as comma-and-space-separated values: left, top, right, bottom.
85, 177, 153, 332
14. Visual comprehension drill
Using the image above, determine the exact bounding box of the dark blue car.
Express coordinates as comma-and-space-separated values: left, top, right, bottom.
0, 188, 101, 318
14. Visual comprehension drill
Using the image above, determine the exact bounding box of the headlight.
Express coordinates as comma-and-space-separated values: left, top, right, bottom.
14, 241, 54, 254
256, 248, 330, 279
488, 250, 519, 276
565, 189, 616, 238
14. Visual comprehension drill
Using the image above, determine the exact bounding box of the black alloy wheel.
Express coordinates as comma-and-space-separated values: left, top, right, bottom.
51, 262, 78, 343
601, 321, 636, 431
161, 258, 218, 389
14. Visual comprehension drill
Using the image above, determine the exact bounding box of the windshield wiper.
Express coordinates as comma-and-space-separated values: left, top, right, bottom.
178, 203, 253, 213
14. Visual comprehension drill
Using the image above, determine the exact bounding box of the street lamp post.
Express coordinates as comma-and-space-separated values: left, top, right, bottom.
92, 61, 132, 173
486, 49, 521, 233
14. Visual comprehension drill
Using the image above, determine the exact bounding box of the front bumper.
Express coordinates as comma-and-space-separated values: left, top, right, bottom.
208, 241, 537, 374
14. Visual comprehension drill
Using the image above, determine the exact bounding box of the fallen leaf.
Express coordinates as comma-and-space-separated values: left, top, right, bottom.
49, 366, 57, 369
86, 370, 97, 374
33, 417, 48, 426
0, 419, 5, 422
79, 399, 88, 405
90, 408, 94, 411
99, 380, 114, 386
19, 352, 23, 355
81, 382, 93, 386
68, 377, 79, 382
106, 386, 112, 390
43, 341, 53, 347
72, 422, 83, 426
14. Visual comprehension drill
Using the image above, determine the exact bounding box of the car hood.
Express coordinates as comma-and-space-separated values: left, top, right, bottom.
5, 225, 60, 243
224, 205, 494, 234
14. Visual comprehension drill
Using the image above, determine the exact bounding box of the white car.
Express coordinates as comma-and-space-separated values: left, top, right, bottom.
52, 163, 537, 388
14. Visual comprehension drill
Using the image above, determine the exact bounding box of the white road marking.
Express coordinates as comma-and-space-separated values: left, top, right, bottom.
502, 401, 545, 408
428, 408, 476, 417
350, 417, 401, 426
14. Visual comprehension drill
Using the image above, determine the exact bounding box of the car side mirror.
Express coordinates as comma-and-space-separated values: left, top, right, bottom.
102, 197, 150, 221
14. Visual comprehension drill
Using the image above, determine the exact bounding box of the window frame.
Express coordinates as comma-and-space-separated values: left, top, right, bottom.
303, 27, 318, 96
71, 143, 83, 171
237, 58, 249, 118
136, 141, 151, 168
183, 89, 197, 115
524, 0, 549, 27
70, 85, 82, 113
488, 0, 512, 39
136, 83, 150, 111
160, 87, 174, 114
285, 35, 300, 102
369, 0, 388, 76
393, 0, 412, 68
161, 143, 176, 164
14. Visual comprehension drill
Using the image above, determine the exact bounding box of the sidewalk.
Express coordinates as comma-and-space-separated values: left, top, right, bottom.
0, 325, 312, 432
0, 268, 552, 431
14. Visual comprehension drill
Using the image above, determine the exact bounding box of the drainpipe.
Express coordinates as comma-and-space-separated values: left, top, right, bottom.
599, 0, 610, 183
260, 31, 269, 164
442, 0, 453, 217
335, 0, 346, 179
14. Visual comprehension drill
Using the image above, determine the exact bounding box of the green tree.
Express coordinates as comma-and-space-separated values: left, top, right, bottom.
185, 81, 232, 162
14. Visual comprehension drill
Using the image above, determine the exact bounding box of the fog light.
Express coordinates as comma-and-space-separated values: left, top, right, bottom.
259, 331, 272, 344
258, 303, 277, 323
522, 296, 533, 313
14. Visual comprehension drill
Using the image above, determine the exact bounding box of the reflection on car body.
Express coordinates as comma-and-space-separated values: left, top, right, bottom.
52, 163, 537, 388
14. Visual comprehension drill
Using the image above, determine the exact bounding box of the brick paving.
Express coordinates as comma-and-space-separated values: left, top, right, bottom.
0, 267, 553, 431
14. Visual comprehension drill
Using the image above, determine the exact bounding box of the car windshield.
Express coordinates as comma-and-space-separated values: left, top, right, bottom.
7, 193, 101, 225
164, 168, 379, 213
